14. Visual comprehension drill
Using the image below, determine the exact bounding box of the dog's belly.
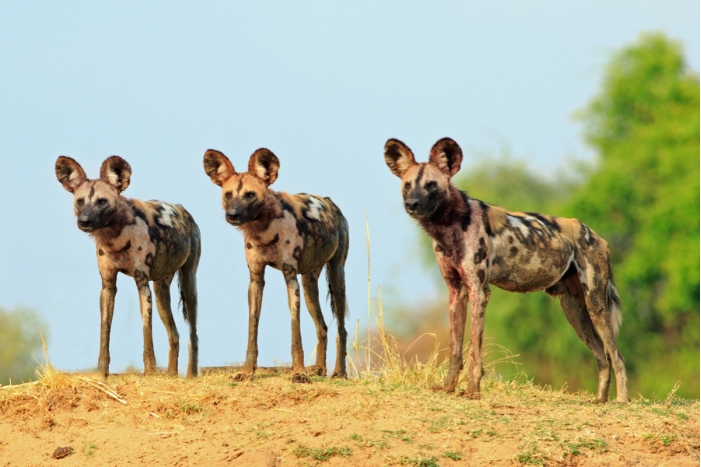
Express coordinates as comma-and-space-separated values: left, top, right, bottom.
488, 241, 574, 293
297, 234, 338, 275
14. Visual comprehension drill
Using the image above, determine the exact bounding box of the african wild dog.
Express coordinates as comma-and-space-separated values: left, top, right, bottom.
384, 138, 629, 403
55, 156, 201, 378
203, 148, 349, 383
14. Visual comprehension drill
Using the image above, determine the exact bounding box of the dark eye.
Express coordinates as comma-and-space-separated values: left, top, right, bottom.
425, 181, 437, 190
97, 198, 107, 206
224, 191, 233, 201
245, 191, 256, 200
403, 182, 411, 190
76, 198, 85, 208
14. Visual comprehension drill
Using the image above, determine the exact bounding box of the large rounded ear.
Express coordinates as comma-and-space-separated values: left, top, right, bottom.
203, 149, 236, 187
55, 156, 88, 193
429, 137, 463, 178
99, 156, 132, 192
384, 139, 417, 178
248, 148, 280, 186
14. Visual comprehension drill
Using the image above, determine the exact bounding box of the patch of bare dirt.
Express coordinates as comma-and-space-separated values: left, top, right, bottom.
0, 369, 698, 466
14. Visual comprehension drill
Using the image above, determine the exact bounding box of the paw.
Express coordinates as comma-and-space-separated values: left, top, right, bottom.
306, 365, 326, 377
330, 371, 347, 379
431, 385, 460, 394
291, 373, 311, 384
232, 372, 253, 382
457, 390, 480, 400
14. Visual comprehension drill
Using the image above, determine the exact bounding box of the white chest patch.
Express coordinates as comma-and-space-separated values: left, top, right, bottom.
158, 203, 177, 227
306, 197, 325, 220
507, 216, 531, 237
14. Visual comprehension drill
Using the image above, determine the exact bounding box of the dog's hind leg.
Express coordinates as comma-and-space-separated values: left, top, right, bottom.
576, 253, 629, 403
134, 270, 157, 375
548, 274, 611, 403
153, 273, 179, 376
302, 268, 328, 376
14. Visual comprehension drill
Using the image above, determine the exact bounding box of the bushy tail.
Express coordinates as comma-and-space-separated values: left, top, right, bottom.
177, 271, 196, 324
326, 266, 349, 318
608, 278, 622, 336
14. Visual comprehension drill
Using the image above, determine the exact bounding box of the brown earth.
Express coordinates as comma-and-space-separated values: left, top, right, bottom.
0, 368, 698, 466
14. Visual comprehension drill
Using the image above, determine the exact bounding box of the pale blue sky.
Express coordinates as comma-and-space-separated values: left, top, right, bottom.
0, 1, 698, 374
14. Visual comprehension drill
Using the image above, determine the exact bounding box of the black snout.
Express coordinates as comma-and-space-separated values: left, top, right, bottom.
78, 215, 94, 231
404, 199, 419, 213
226, 210, 241, 225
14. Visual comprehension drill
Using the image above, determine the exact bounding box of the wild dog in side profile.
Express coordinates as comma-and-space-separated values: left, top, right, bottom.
203, 148, 349, 383
384, 138, 629, 403
55, 156, 201, 378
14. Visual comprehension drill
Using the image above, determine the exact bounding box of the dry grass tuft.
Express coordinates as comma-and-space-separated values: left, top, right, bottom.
349, 217, 521, 391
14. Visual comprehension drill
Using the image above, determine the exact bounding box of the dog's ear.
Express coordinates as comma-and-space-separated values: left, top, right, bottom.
248, 148, 280, 186
384, 139, 417, 178
55, 156, 88, 193
429, 138, 463, 178
203, 150, 237, 187
99, 156, 132, 192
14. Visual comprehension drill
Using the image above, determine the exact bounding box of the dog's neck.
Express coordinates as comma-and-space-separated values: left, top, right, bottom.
238, 190, 283, 238
418, 185, 472, 242
91, 197, 134, 244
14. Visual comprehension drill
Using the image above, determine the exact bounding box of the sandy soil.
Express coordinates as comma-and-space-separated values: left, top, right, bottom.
0, 368, 698, 466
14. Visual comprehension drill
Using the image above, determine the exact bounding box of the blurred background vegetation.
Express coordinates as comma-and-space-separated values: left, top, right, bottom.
0, 306, 48, 385
386, 33, 699, 399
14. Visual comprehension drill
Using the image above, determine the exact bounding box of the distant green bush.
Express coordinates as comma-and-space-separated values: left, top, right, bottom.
0, 306, 48, 385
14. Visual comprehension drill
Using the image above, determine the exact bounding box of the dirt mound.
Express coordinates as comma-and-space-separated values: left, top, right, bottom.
0, 369, 698, 466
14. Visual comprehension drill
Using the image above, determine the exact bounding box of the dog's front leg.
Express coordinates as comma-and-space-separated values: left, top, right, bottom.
134, 270, 156, 375
239, 266, 265, 380
435, 251, 468, 393
465, 284, 490, 399
98, 272, 117, 378
444, 282, 468, 393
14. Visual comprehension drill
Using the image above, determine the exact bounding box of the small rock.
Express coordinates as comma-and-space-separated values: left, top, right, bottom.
52, 447, 73, 459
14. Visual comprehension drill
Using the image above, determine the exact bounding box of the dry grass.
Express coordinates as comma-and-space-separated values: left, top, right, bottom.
0, 363, 698, 466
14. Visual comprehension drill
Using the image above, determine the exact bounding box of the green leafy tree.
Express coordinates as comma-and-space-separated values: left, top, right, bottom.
0, 306, 47, 385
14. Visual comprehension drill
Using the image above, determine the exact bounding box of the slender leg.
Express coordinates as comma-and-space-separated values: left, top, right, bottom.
237, 265, 265, 380
465, 285, 489, 398
134, 270, 156, 375
153, 274, 179, 376
97, 271, 118, 378
301, 269, 328, 376
442, 284, 468, 392
555, 275, 611, 402
434, 248, 468, 393
578, 256, 629, 403
283, 264, 309, 383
